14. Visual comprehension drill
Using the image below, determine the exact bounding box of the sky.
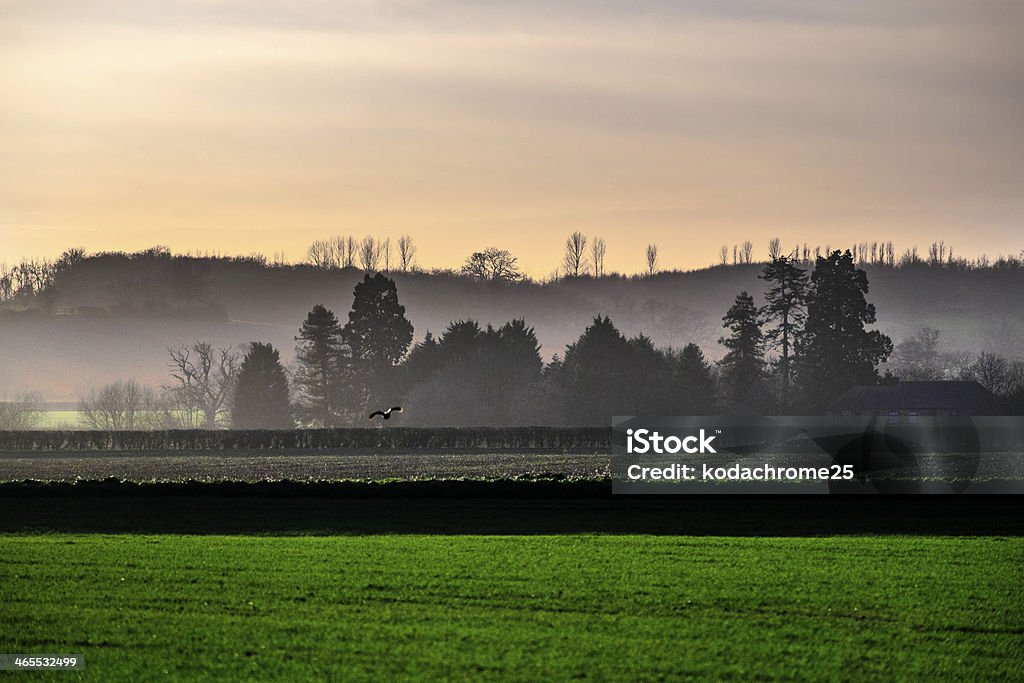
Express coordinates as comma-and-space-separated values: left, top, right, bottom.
2, 0, 1022, 276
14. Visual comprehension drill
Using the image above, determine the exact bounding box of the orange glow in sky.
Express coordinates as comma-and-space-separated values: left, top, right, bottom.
2, 1, 1022, 275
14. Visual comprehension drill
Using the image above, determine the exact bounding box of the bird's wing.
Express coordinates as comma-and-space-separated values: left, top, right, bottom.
391, 406, 404, 412
368, 411, 385, 419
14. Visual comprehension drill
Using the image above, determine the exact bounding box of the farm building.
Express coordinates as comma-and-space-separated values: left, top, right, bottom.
829, 380, 1001, 417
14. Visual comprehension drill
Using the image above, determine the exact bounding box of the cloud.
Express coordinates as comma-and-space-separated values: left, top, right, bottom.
1, 1, 1022, 272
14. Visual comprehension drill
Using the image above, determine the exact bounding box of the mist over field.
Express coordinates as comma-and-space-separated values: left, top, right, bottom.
2, 256, 1023, 402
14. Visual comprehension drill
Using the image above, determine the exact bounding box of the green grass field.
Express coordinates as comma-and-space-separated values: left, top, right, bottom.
2, 533, 1022, 681
36, 410, 83, 429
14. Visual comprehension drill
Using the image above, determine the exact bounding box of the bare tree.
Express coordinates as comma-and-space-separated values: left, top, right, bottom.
591, 237, 607, 277
398, 235, 416, 271
719, 245, 728, 266
768, 237, 782, 261
0, 263, 13, 301
741, 240, 754, 264
645, 244, 659, 276
461, 248, 523, 281
962, 352, 1024, 397
732, 245, 738, 265
165, 342, 240, 428
358, 236, 379, 271
380, 237, 392, 271
79, 380, 166, 430
344, 236, 357, 268
306, 240, 334, 269
562, 232, 589, 278
0, 391, 45, 429
330, 235, 347, 267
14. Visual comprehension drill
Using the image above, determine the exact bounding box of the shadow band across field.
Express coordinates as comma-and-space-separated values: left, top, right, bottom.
1, 480, 1021, 536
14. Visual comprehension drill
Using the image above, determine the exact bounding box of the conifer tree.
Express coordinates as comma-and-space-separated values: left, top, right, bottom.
719, 291, 765, 409
759, 256, 809, 408
231, 342, 292, 429
294, 304, 346, 425
795, 250, 893, 410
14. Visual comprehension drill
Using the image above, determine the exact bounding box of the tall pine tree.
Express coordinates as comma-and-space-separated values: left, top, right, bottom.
759, 255, 809, 408
294, 304, 346, 426
719, 291, 765, 411
795, 250, 892, 410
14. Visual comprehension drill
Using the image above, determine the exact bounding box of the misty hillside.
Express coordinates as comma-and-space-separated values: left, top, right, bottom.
3, 254, 1024, 401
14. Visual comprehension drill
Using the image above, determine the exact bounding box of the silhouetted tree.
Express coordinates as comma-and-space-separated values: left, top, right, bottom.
358, 236, 379, 271
674, 343, 716, 414
559, 316, 634, 424
436, 320, 484, 360
330, 235, 347, 268
398, 235, 416, 271
231, 342, 292, 429
625, 333, 681, 414
344, 236, 357, 268
741, 240, 754, 264
563, 232, 588, 277
719, 292, 765, 410
294, 304, 347, 426
400, 331, 443, 391
403, 319, 545, 425
591, 237, 606, 276
461, 248, 523, 281
165, 342, 239, 428
760, 256, 809, 407
645, 244, 658, 276
307, 239, 335, 268
341, 273, 414, 413
795, 250, 892, 410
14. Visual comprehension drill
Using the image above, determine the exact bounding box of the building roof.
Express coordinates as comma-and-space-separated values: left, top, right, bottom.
830, 381, 998, 414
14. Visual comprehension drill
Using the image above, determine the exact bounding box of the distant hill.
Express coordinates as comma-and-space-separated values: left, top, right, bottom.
2, 254, 1023, 400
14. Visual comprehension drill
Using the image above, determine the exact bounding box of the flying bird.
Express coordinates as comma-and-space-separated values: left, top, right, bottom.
369, 406, 403, 420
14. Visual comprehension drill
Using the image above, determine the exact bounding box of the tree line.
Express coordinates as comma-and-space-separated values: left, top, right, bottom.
4, 246, 1024, 429
5, 248, 1009, 430
4, 237, 1024, 308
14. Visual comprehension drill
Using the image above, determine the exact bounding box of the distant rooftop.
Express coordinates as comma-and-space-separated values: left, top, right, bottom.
831, 381, 999, 415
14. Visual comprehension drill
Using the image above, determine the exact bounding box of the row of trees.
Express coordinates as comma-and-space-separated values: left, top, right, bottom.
303, 234, 1021, 281
890, 327, 1024, 399
6, 249, 1024, 428
306, 235, 417, 272
200, 250, 895, 425
721, 239, 1021, 271
6, 237, 1024, 308
0, 248, 85, 304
